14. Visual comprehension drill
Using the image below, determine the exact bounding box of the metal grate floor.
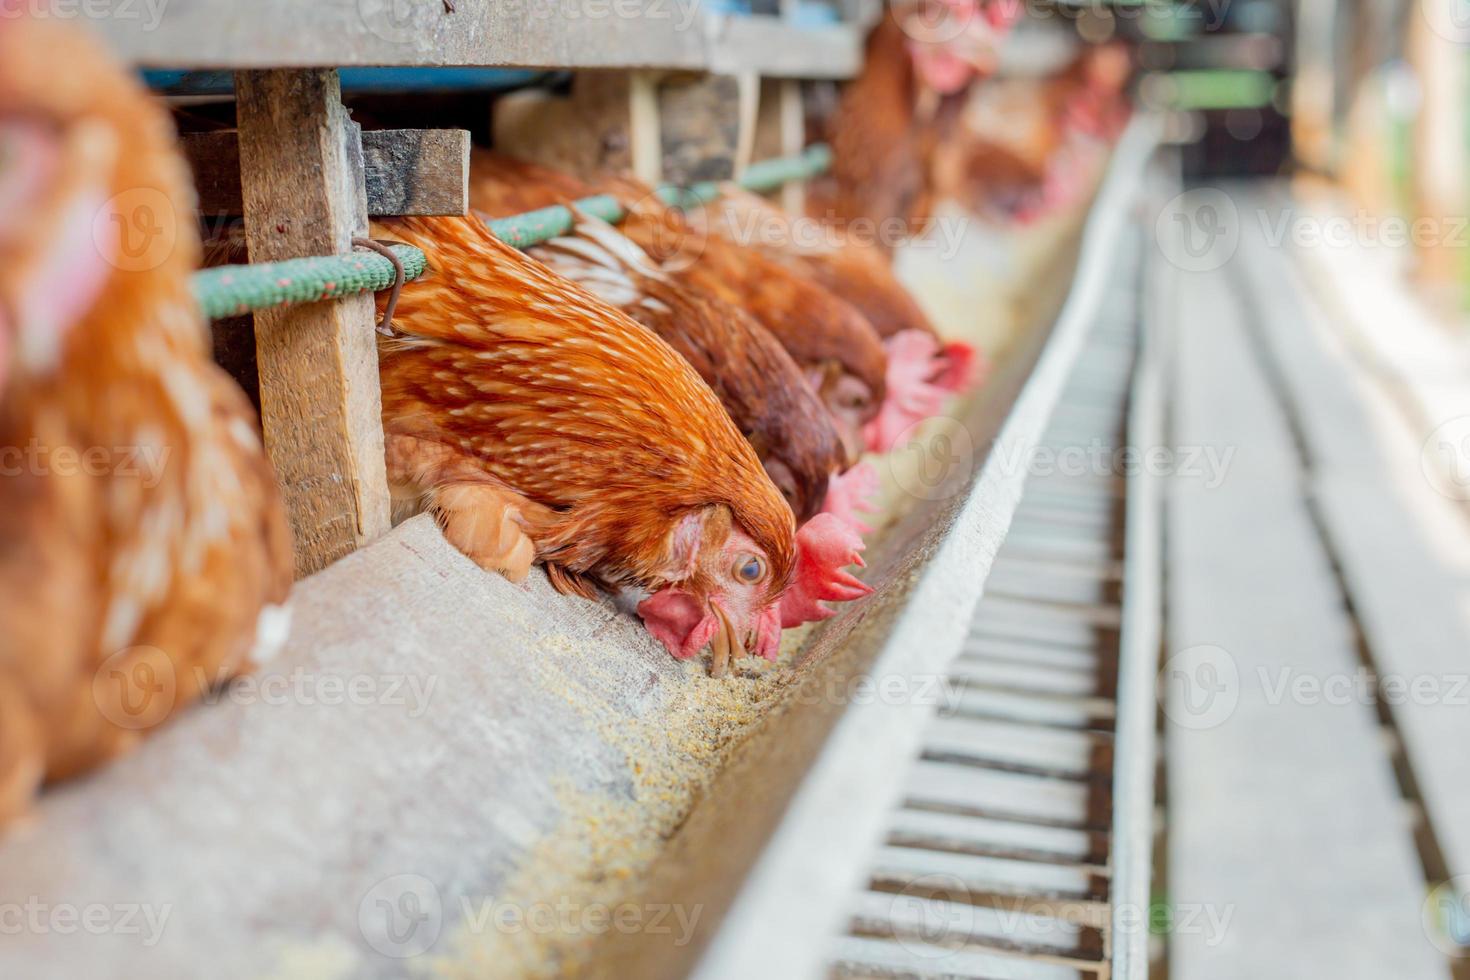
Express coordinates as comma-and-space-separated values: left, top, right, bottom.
829, 235, 1147, 980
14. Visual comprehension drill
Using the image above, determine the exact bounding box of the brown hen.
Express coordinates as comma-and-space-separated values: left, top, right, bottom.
0, 17, 292, 823
371, 214, 869, 676
468, 153, 845, 524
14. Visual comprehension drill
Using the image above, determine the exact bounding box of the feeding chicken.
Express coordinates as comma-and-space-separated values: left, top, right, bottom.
935, 43, 1134, 223
811, 0, 1020, 249
467, 153, 846, 525
371, 214, 871, 676
695, 187, 982, 454
0, 17, 292, 823
460, 148, 885, 464
606, 179, 890, 466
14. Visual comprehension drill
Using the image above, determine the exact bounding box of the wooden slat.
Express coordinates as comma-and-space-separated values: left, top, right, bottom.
890, 809, 1102, 865
922, 717, 1107, 781
848, 890, 1094, 961
960, 635, 1101, 672
871, 847, 1100, 904
236, 69, 391, 576
906, 762, 1094, 829
944, 687, 1115, 732
78, 1, 861, 77
186, 129, 471, 217
1165, 218, 1447, 979
832, 936, 1086, 980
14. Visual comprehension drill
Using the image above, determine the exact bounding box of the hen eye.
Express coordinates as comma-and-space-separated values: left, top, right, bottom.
733, 556, 764, 584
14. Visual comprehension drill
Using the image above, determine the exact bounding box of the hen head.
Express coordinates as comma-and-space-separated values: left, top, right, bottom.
637, 505, 786, 675
639, 507, 872, 675
0, 15, 197, 400
901, 0, 1021, 95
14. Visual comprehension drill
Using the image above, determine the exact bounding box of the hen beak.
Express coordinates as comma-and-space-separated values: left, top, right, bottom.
709, 603, 737, 679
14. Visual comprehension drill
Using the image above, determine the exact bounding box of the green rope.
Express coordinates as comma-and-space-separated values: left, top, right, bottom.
192, 144, 831, 319
192, 244, 426, 321
485, 142, 833, 249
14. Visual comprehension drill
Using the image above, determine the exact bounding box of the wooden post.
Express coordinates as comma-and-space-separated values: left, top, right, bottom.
235, 69, 391, 577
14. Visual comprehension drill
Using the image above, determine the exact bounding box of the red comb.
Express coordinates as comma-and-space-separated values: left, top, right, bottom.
822, 462, 882, 536
934, 340, 985, 393
863, 330, 953, 453
984, 0, 1025, 30
780, 514, 874, 629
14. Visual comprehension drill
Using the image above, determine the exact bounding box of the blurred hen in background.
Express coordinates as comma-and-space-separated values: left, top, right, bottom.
0, 16, 292, 825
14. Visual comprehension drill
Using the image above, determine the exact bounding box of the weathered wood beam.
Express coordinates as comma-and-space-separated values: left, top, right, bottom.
235, 69, 391, 577
74, 0, 862, 77
185, 129, 470, 217
655, 72, 757, 185
495, 71, 756, 188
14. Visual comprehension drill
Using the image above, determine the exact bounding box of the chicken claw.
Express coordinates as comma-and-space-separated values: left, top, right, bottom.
432, 484, 537, 583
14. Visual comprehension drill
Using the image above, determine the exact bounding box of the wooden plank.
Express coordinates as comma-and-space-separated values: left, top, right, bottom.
871, 847, 1100, 903
848, 890, 1094, 962
655, 72, 757, 185
921, 717, 1107, 780
236, 69, 391, 576
832, 936, 1085, 980
185, 129, 471, 216
1165, 224, 1447, 979
76, 1, 862, 77
960, 635, 1101, 672
1233, 206, 1470, 884
492, 71, 660, 183
944, 687, 1115, 732
906, 761, 1094, 829
890, 809, 1102, 865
